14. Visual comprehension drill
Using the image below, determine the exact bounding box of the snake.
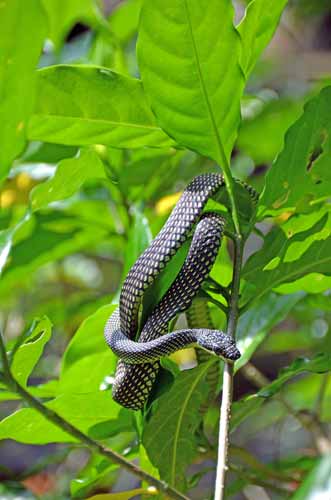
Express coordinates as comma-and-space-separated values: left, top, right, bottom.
105, 173, 255, 411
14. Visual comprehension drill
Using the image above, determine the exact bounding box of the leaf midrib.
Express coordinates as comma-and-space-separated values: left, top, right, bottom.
183, 0, 226, 164
170, 360, 214, 486
30, 114, 166, 133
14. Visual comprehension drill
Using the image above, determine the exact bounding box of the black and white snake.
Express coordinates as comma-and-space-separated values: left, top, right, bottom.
105, 173, 254, 410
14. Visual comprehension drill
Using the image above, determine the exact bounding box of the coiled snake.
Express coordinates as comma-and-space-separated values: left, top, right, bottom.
105, 173, 253, 410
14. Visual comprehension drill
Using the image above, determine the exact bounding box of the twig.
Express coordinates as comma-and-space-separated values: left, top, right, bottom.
214, 234, 243, 500
199, 290, 228, 315
241, 362, 331, 455
0, 330, 188, 500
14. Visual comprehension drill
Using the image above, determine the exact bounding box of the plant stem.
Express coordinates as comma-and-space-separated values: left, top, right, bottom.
0, 331, 188, 500
214, 234, 243, 500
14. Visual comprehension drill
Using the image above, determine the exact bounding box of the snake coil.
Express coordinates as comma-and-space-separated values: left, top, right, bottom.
105, 173, 252, 410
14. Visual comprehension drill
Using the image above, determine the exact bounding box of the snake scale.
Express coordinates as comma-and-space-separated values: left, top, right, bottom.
105, 173, 250, 410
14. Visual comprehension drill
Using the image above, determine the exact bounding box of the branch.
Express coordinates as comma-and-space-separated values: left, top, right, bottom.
214, 232, 243, 500
0, 331, 188, 500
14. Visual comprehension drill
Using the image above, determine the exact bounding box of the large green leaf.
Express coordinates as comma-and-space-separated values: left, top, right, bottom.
259, 86, 331, 217
28, 65, 173, 149
31, 149, 106, 211
238, 0, 288, 77
138, 0, 244, 162
237, 97, 302, 164
241, 213, 331, 306
0, 391, 122, 444
11, 317, 52, 386
41, 0, 101, 50
292, 455, 331, 499
143, 361, 213, 489
235, 292, 303, 371
62, 304, 117, 371
0, 0, 46, 181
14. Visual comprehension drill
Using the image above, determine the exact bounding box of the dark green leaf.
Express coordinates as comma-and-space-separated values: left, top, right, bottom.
138, 0, 244, 162
143, 361, 214, 489
259, 353, 331, 397
28, 66, 173, 149
0, 0, 46, 181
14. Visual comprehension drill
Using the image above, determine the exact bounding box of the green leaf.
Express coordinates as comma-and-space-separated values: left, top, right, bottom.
71, 454, 118, 498
11, 317, 52, 386
259, 86, 331, 217
237, 97, 302, 164
0, 212, 108, 297
231, 354, 331, 432
143, 361, 213, 489
0, 407, 75, 444
109, 0, 142, 45
86, 490, 157, 500
0, 0, 46, 181
241, 213, 331, 306
292, 455, 331, 499
238, 0, 288, 77
122, 208, 152, 279
62, 304, 117, 371
235, 292, 303, 371
28, 65, 173, 149
137, 0, 244, 162
0, 391, 122, 444
259, 353, 331, 398
31, 149, 106, 211
41, 0, 101, 50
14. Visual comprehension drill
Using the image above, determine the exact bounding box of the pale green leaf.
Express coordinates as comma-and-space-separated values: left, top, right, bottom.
0, 391, 122, 444
11, 317, 52, 386
241, 213, 331, 307
138, 0, 244, 162
235, 292, 303, 371
28, 65, 173, 149
0, 212, 108, 297
0, 0, 46, 181
31, 149, 106, 211
259, 86, 331, 217
42, 0, 101, 50
238, 0, 288, 77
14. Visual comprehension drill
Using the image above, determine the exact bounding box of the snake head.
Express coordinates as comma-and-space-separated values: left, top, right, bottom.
197, 330, 241, 362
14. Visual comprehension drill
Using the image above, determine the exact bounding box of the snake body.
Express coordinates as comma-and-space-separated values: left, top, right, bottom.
105, 174, 242, 410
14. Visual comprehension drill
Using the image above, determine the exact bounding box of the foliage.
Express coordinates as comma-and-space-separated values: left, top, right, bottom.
0, 0, 331, 499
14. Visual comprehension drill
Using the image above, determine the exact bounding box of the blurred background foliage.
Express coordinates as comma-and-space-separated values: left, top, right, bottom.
0, 0, 331, 499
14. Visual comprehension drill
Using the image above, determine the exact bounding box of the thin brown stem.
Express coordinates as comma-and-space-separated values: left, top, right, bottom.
0, 331, 188, 500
